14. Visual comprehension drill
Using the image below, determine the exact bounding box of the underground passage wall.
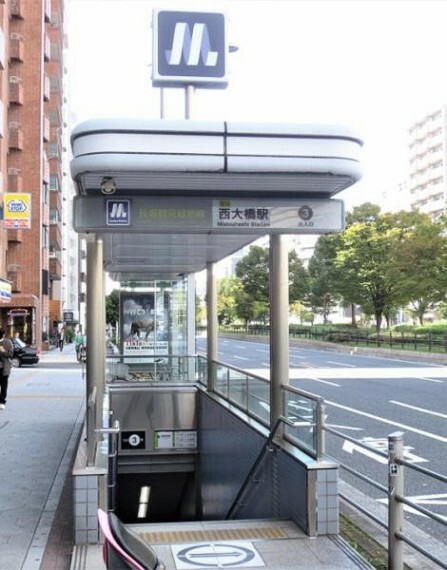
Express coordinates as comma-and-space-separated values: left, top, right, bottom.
109, 385, 335, 534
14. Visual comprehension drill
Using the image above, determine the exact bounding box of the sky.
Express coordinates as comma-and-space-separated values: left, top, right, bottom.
66, 0, 447, 210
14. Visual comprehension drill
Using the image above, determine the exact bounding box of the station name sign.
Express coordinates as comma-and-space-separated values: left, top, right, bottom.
73, 196, 345, 234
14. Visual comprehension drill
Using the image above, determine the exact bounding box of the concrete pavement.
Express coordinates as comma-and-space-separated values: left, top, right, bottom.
0, 343, 84, 570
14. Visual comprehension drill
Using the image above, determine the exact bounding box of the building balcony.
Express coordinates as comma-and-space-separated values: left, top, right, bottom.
42, 157, 50, 184
9, 80, 23, 105
44, 0, 51, 22
8, 168, 22, 191
50, 188, 62, 210
11, 0, 24, 19
44, 33, 51, 61
7, 229, 23, 243
43, 116, 50, 142
10, 34, 24, 61
49, 257, 62, 281
7, 267, 22, 293
8, 124, 23, 150
50, 224, 62, 250
43, 74, 50, 101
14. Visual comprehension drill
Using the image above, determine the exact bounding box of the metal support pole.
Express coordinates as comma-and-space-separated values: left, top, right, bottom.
316, 400, 326, 460
206, 261, 217, 392
187, 273, 196, 382
185, 84, 195, 119
269, 234, 289, 434
160, 88, 165, 119
86, 235, 106, 465
388, 431, 404, 570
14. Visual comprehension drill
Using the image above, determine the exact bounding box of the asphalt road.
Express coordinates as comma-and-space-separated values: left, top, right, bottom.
196, 336, 447, 545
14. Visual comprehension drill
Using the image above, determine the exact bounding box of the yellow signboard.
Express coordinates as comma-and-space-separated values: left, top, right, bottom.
3, 193, 31, 229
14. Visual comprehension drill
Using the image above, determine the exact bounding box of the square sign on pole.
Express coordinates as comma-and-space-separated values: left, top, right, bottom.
152, 10, 228, 88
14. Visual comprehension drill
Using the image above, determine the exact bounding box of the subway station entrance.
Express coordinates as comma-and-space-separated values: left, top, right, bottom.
70, 118, 363, 569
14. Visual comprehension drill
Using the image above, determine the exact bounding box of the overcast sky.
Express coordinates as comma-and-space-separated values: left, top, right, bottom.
66, 0, 447, 210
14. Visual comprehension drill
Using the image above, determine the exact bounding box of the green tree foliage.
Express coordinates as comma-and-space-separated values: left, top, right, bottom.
345, 202, 381, 226
324, 205, 447, 331
235, 245, 269, 302
289, 249, 310, 303
390, 213, 447, 324
233, 244, 309, 326
217, 276, 243, 325
334, 212, 405, 332
196, 294, 205, 326
106, 289, 120, 325
307, 234, 341, 324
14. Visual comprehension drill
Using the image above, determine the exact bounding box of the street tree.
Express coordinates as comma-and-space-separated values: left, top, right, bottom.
307, 234, 341, 324
334, 215, 401, 332
390, 214, 447, 324
217, 275, 243, 325
106, 289, 120, 325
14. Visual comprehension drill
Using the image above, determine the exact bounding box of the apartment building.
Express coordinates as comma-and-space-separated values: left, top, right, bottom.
408, 106, 447, 220
0, 0, 68, 348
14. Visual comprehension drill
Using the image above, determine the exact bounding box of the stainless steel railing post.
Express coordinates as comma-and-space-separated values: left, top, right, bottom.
96, 420, 120, 512
388, 431, 404, 570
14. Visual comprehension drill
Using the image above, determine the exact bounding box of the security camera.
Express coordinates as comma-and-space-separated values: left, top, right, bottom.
100, 177, 117, 195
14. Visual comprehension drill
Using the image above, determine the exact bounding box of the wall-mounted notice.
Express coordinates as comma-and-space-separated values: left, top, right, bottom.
154, 430, 197, 450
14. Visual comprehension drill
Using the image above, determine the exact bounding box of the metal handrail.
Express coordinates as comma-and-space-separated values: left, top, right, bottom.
326, 426, 447, 569
225, 415, 301, 520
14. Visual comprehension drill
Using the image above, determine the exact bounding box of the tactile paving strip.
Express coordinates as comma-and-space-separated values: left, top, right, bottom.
139, 526, 288, 544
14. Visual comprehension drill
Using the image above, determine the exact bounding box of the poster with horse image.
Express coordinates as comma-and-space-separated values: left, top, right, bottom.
120, 292, 168, 362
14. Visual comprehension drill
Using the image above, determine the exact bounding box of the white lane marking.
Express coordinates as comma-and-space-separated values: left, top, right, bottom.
261, 362, 270, 367
343, 437, 427, 463
327, 400, 447, 443
306, 377, 341, 387
291, 368, 447, 379
233, 355, 249, 361
416, 376, 443, 383
248, 367, 447, 379
235, 344, 247, 349
326, 361, 357, 368
326, 424, 364, 431
343, 440, 387, 464
390, 400, 447, 419
377, 495, 447, 519
290, 355, 306, 359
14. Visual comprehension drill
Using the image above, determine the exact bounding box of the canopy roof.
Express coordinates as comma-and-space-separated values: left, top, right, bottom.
70, 119, 363, 280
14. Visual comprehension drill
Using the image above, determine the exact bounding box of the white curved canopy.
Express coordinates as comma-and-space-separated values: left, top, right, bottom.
70, 119, 363, 280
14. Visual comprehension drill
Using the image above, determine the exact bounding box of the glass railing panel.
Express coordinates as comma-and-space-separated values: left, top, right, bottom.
105, 354, 196, 383
214, 362, 230, 398
228, 369, 249, 409
247, 376, 270, 425
283, 388, 319, 456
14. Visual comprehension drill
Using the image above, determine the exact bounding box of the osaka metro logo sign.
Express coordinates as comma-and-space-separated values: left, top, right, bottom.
152, 10, 227, 88
106, 200, 130, 226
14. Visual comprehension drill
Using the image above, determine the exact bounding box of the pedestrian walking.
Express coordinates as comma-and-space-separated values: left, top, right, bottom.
57, 322, 65, 352
0, 327, 14, 410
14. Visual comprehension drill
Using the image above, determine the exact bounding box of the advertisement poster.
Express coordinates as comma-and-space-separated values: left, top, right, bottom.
3, 193, 32, 229
120, 292, 168, 362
